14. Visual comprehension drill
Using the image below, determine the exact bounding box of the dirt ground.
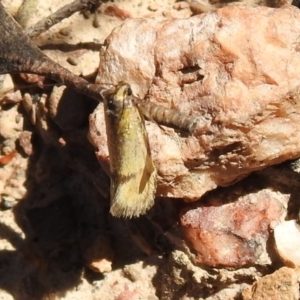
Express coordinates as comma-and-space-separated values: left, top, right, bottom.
0, 0, 300, 300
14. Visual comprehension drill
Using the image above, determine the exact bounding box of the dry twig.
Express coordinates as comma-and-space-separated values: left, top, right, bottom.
26, 0, 104, 39
0, 3, 199, 134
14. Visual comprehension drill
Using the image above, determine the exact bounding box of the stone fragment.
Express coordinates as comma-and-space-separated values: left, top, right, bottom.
274, 220, 300, 267
0, 74, 15, 102
104, 5, 132, 20
94, 6, 300, 200
0, 104, 23, 140
1, 194, 17, 210
0, 90, 22, 105
0, 150, 16, 166
180, 189, 287, 267
173, 2, 190, 10
148, 3, 159, 11
242, 267, 300, 300
88, 258, 112, 273
84, 234, 113, 273
19, 73, 45, 88
1, 139, 15, 154
18, 130, 33, 156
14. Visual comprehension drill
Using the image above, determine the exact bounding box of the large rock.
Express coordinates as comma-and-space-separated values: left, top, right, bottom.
90, 5, 300, 200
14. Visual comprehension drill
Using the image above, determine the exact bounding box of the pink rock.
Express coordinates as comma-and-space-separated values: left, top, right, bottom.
90, 6, 300, 200
114, 288, 140, 300
104, 5, 132, 20
180, 189, 287, 267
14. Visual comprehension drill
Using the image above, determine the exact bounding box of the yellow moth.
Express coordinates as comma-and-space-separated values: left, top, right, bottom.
102, 82, 157, 218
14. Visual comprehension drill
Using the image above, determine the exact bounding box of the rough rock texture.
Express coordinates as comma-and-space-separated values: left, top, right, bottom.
90, 5, 300, 200
180, 188, 287, 267
242, 267, 300, 300
159, 249, 264, 299
0, 103, 27, 201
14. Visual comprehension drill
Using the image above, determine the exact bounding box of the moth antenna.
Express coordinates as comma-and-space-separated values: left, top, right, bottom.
136, 99, 199, 134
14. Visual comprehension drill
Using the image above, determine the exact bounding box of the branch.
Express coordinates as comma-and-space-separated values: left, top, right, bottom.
26, 0, 103, 39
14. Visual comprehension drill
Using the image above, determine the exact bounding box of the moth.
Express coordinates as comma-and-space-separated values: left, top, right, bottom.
102, 82, 157, 218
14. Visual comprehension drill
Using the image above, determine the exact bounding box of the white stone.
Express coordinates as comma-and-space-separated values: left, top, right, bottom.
274, 220, 300, 267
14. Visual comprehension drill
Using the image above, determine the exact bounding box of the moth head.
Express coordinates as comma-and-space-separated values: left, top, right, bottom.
114, 81, 132, 101
101, 81, 133, 115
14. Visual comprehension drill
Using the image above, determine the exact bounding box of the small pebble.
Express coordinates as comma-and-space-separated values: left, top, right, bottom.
67, 56, 79, 66
15, 113, 22, 124
0, 74, 14, 101
173, 2, 190, 10
274, 220, 300, 267
1, 195, 17, 210
93, 14, 100, 28
59, 27, 71, 36
18, 131, 33, 156
123, 265, 140, 282
104, 5, 132, 20
2, 140, 15, 154
148, 3, 159, 11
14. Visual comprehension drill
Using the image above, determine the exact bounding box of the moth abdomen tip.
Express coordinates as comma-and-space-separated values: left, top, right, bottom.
110, 196, 155, 219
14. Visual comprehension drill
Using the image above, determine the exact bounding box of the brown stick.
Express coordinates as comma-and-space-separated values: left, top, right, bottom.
0, 3, 201, 134
26, 0, 104, 39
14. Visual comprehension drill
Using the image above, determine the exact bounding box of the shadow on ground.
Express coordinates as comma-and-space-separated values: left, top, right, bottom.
0, 89, 178, 299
